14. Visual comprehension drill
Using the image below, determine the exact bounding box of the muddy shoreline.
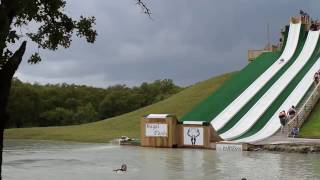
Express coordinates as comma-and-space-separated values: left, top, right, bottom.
258, 144, 320, 153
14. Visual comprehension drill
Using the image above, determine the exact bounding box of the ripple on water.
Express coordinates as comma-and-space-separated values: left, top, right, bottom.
3, 140, 320, 180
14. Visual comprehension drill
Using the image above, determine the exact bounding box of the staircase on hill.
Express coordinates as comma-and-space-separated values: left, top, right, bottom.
256, 82, 320, 144
286, 82, 320, 134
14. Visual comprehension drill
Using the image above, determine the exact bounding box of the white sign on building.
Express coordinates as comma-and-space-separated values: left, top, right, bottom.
145, 123, 168, 137
216, 143, 243, 152
183, 127, 203, 146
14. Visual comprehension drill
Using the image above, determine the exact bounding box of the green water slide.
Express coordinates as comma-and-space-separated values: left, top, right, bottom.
234, 31, 320, 141
180, 52, 280, 121
218, 26, 307, 134
180, 24, 303, 128
180, 31, 286, 122
219, 29, 320, 140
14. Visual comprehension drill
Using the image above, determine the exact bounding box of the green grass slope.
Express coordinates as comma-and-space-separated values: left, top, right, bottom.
299, 100, 320, 138
5, 72, 235, 142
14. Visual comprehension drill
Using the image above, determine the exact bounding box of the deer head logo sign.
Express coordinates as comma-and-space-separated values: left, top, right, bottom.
187, 128, 200, 146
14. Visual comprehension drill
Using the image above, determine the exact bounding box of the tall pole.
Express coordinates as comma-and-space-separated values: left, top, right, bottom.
267, 22, 270, 50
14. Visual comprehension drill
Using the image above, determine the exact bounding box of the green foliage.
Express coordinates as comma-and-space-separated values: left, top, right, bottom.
7, 78, 182, 128
39, 107, 73, 126
4, 73, 234, 142
27, 52, 41, 64
73, 103, 98, 124
0, 1, 93, 176
7, 78, 40, 128
299, 100, 320, 138
98, 79, 182, 119
0, 0, 97, 64
99, 85, 136, 119
137, 79, 181, 106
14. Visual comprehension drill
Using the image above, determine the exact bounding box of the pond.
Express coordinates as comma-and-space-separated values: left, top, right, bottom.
3, 140, 320, 180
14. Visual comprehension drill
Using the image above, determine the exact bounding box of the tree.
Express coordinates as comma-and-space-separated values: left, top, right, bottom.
73, 103, 98, 124
98, 85, 134, 119
0, 0, 151, 178
0, 0, 97, 178
6, 77, 180, 127
39, 107, 73, 126
7, 82, 40, 127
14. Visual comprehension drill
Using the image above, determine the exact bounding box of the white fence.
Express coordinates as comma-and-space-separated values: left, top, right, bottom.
286, 83, 320, 134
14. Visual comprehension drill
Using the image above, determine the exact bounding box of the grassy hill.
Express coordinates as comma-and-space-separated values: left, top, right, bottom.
299, 100, 320, 138
5, 72, 236, 142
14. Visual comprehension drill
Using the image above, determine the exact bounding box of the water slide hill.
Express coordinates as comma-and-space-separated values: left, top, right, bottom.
5, 16, 320, 143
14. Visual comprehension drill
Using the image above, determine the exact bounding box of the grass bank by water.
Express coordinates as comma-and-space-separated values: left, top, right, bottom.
5, 72, 235, 142
299, 100, 320, 138
6, 69, 320, 142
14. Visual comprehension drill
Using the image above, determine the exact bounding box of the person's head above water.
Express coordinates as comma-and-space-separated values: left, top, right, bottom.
121, 164, 127, 171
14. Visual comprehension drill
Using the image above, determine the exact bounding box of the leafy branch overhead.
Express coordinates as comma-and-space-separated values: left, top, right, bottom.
0, 0, 97, 64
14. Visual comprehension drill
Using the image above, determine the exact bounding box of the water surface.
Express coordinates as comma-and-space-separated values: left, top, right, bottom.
3, 140, 320, 180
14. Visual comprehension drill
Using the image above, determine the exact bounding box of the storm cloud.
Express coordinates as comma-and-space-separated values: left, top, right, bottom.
15, 0, 320, 87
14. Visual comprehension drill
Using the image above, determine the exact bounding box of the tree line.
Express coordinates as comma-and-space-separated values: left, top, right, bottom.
6, 78, 182, 128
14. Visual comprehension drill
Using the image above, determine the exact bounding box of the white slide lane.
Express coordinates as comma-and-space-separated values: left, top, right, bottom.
211, 22, 301, 131
236, 53, 320, 143
220, 30, 320, 140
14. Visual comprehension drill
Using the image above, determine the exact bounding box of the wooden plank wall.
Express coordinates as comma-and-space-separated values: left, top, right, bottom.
141, 117, 222, 148
140, 117, 177, 147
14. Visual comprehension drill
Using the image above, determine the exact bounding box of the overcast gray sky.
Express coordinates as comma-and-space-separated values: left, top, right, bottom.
14, 0, 320, 87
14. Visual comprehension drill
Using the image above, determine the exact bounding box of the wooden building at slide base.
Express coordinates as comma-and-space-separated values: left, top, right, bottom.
140, 114, 222, 149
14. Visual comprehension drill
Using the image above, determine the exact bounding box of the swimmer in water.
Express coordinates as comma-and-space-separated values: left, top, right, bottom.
113, 164, 127, 172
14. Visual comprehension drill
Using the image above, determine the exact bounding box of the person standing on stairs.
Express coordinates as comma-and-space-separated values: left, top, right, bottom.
288, 105, 297, 119
314, 72, 319, 84
279, 110, 287, 132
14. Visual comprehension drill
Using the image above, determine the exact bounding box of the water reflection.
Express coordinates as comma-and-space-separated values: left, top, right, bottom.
3, 140, 320, 180
164, 149, 185, 179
